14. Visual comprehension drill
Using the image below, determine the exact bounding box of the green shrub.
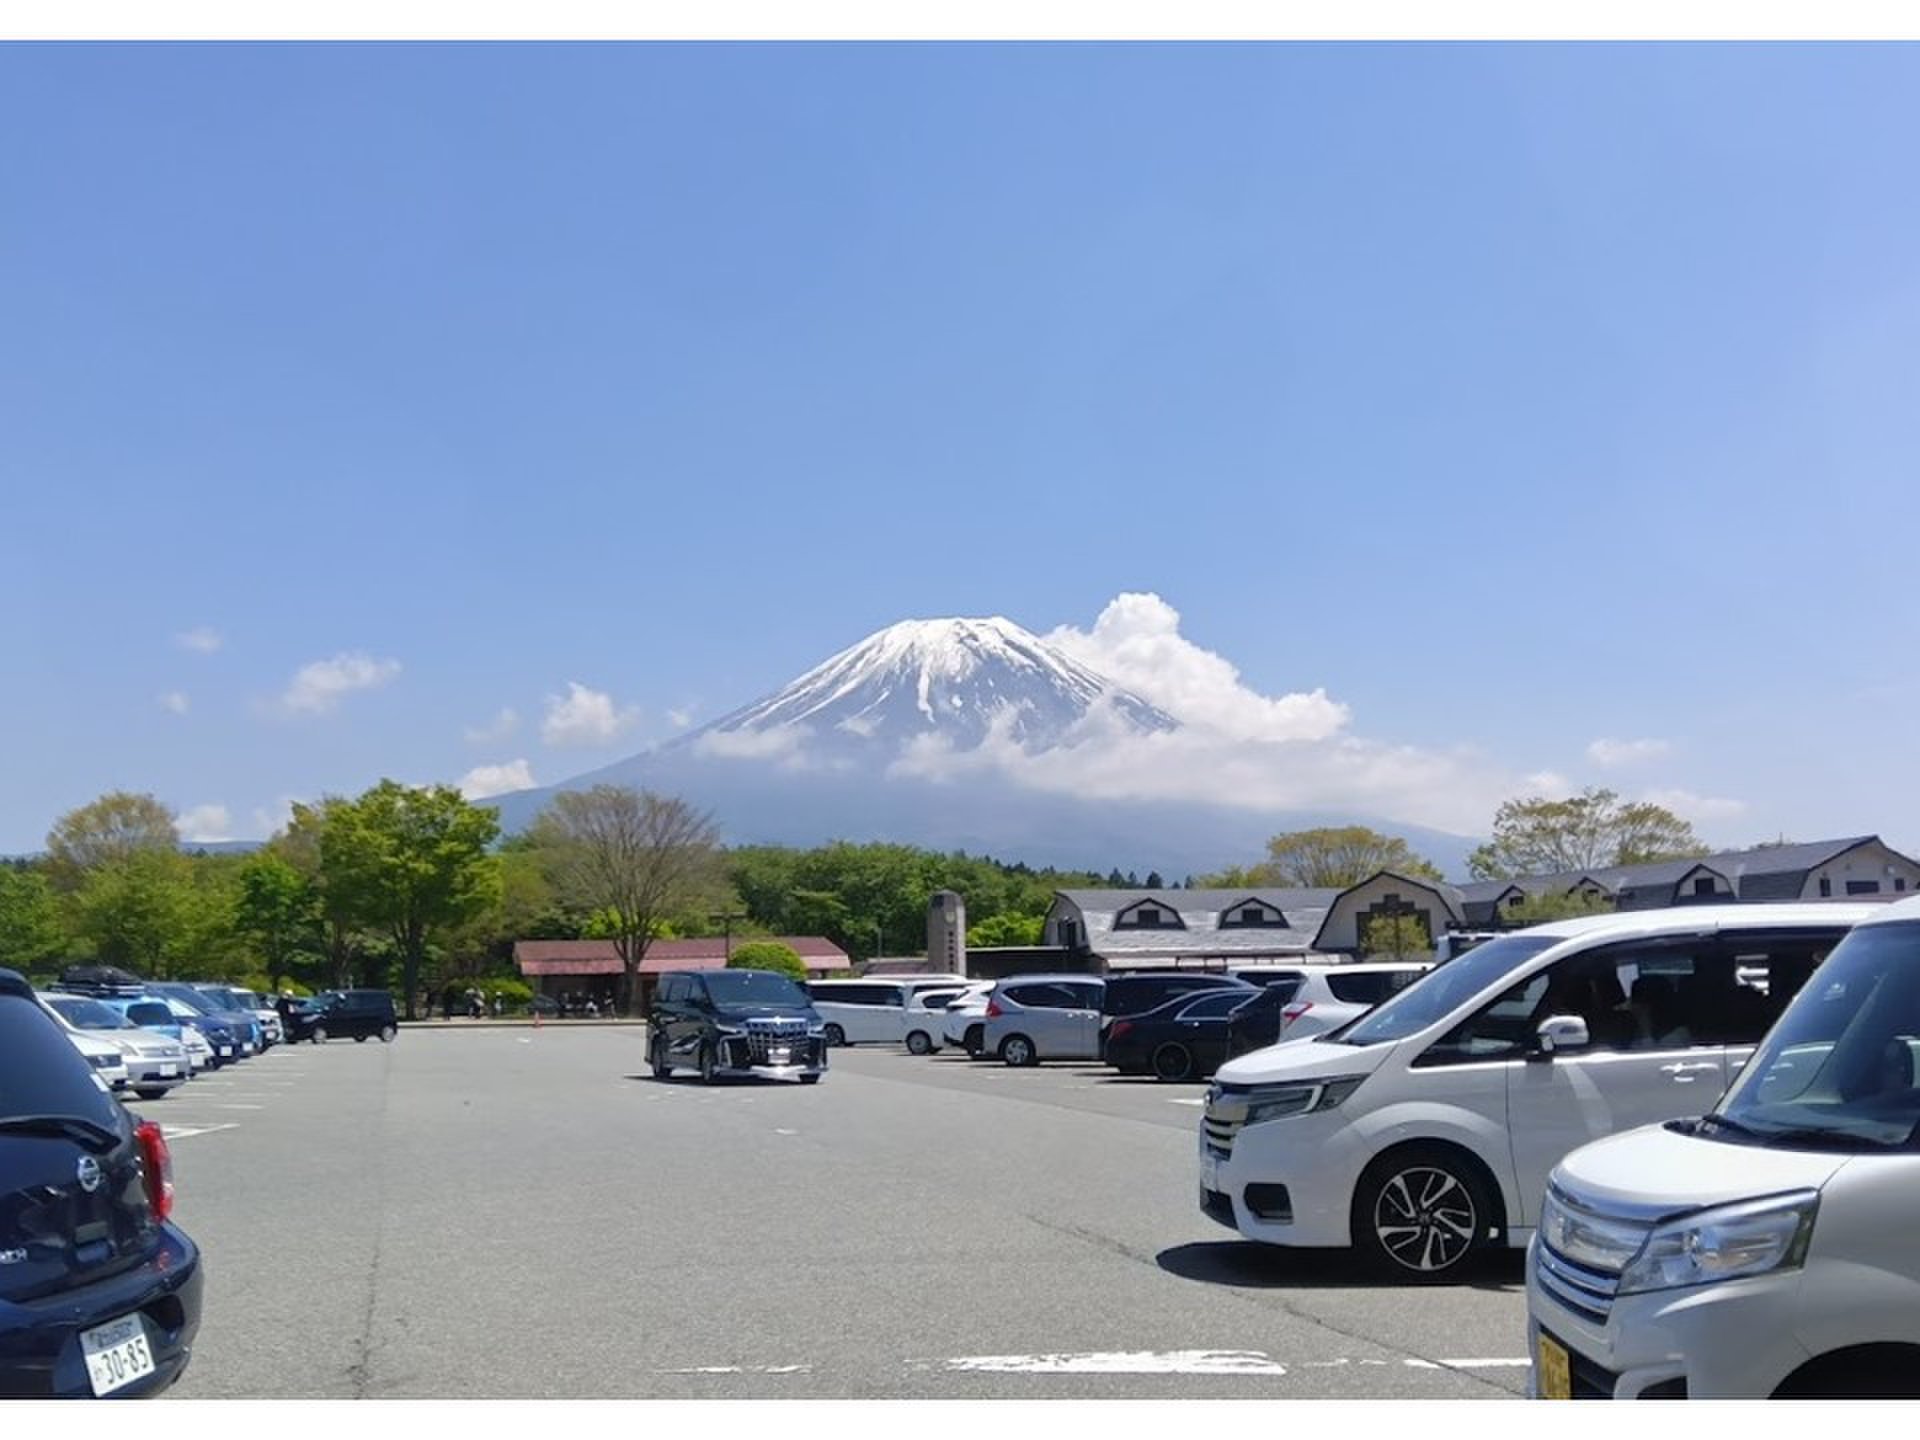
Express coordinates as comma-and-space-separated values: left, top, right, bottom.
725, 941, 808, 984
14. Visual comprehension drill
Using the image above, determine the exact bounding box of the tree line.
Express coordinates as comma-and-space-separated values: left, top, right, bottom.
0, 783, 1108, 1018
0, 779, 1753, 1012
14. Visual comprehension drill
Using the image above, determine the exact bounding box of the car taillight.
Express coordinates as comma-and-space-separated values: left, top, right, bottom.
135, 1120, 173, 1222
1109, 1020, 1133, 1041
1281, 1002, 1313, 1027
985, 998, 1002, 1018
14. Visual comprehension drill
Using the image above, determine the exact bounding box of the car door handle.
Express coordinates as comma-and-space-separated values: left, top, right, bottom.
1660, 1062, 1719, 1081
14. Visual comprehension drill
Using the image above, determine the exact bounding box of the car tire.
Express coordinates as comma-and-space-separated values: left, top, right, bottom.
699, 1042, 718, 1085
800, 1073, 821, 1085
905, 1030, 933, 1055
649, 1035, 672, 1079
823, 1023, 846, 1048
135, 1087, 168, 1101
1152, 1042, 1194, 1082
380, 1025, 397, 1043
1350, 1144, 1493, 1282
355, 1034, 368, 1042
312, 1025, 328, 1044
999, 1034, 1038, 1067
964, 1024, 985, 1058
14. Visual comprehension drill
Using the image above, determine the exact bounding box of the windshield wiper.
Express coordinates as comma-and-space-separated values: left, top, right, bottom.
1756, 1125, 1898, 1152
0, 1115, 121, 1149
1696, 1111, 1766, 1140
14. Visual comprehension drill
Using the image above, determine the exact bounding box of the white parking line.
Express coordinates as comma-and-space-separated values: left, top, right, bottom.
158, 1123, 239, 1140
937, 1350, 1288, 1375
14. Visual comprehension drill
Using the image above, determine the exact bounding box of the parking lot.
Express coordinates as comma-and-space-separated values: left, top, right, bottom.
146, 1028, 1529, 1400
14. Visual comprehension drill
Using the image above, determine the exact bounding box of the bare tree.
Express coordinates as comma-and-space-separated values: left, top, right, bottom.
531, 787, 721, 1017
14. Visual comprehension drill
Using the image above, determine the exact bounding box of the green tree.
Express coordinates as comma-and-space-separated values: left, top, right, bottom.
1360, 910, 1435, 960
1468, 788, 1707, 880
966, 912, 1043, 947
282, 797, 379, 988
46, 791, 180, 892
321, 781, 503, 1021
531, 786, 721, 1018
1502, 890, 1617, 927
726, 939, 808, 983
1211, 826, 1444, 888
0, 866, 66, 976
236, 851, 323, 991
70, 850, 189, 975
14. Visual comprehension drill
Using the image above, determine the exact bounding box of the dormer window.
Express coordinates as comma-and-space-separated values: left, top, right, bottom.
1220, 900, 1285, 928
1115, 900, 1184, 930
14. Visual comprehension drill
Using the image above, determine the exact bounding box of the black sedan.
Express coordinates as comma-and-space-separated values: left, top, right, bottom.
1102, 988, 1261, 1081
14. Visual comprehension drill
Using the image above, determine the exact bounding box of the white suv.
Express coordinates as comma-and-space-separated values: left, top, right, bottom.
1200, 904, 1875, 1281
1528, 893, 1920, 1398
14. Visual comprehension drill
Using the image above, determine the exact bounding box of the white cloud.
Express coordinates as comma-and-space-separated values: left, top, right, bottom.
159, 691, 190, 715
1640, 788, 1749, 823
458, 760, 536, 799
1586, 737, 1673, 768
250, 796, 305, 838
281, 653, 402, 714
464, 708, 520, 744
541, 682, 640, 748
177, 804, 233, 842
175, 626, 223, 654
886, 702, 1517, 835
695, 724, 814, 765
1045, 593, 1348, 742
667, 707, 695, 730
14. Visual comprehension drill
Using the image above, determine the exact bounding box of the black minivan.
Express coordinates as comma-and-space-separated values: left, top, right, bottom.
303, 989, 398, 1044
0, 968, 203, 1397
648, 970, 827, 1083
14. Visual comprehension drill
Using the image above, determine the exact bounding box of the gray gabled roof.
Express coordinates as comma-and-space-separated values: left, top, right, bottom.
1052, 888, 1342, 914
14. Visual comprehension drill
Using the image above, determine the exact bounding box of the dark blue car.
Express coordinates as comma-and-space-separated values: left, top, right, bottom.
0, 968, 203, 1397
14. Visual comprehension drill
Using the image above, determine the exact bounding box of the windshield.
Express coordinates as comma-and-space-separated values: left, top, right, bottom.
1717, 920, 1920, 1150
704, 970, 811, 1007
45, 995, 136, 1029
1336, 934, 1559, 1046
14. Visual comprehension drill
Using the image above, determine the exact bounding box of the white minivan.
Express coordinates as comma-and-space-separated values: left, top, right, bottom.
806, 976, 970, 1051
1200, 903, 1876, 1281
1528, 892, 1920, 1399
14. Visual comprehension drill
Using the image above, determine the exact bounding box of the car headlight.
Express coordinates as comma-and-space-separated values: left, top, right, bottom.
1241, 1075, 1369, 1127
1616, 1191, 1819, 1295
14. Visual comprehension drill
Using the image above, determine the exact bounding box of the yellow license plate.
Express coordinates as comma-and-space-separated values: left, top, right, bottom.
1537, 1333, 1572, 1400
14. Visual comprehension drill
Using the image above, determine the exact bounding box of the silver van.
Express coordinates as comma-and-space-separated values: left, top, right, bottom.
980, 974, 1107, 1066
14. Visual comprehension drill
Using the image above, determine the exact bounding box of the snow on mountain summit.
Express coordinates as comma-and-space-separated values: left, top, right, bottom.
689, 615, 1177, 753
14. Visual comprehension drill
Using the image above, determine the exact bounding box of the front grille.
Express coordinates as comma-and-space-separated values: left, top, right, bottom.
739, 1017, 813, 1066
1534, 1244, 1620, 1326
1202, 1087, 1248, 1156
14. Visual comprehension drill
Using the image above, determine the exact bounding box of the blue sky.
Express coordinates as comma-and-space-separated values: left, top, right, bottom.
4, 42, 1918, 857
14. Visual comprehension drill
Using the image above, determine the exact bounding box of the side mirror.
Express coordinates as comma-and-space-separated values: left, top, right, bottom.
1533, 1014, 1590, 1057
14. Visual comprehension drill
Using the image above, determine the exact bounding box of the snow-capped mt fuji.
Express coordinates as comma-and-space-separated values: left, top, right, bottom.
684, 616, 1176, 755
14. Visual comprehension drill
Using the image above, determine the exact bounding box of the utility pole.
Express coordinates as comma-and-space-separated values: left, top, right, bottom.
710, 910, 744, 962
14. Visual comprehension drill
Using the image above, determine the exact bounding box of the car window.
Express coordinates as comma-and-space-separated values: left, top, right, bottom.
1177, 991, 1252, 1019
1326, 971, 1420, 1006
0, 990, 125, 1128
126, 1001, 174, 1027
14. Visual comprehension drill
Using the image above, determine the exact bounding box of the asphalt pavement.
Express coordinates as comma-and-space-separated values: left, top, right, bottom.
136, 1029, 1531, 1400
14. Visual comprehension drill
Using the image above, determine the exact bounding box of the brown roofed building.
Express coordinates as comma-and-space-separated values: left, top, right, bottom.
514, 937, 852, 1013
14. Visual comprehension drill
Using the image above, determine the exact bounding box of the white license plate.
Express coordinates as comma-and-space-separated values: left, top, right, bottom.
81, 1312, 156, 1396
218, 1047, 232, 1057
768, 1047, 791, 1064
158, 1064, 178, 1077
1200, 1153, 1220, 1192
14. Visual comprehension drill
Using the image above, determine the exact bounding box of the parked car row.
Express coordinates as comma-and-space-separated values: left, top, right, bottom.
803, 963, 1432, 1084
